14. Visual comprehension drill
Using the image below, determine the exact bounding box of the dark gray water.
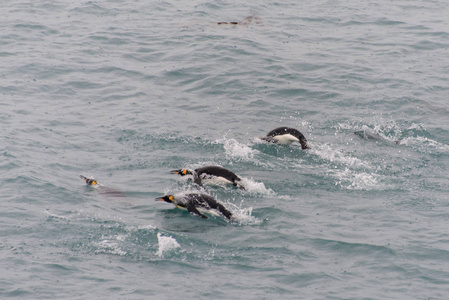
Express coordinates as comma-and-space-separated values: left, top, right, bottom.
2, 0, 449, 299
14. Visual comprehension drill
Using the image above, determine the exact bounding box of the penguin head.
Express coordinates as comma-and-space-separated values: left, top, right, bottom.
86, 179, 98, 185
80, 175, 98, 185
155, 195, 174, 203
170, 169, 192, 176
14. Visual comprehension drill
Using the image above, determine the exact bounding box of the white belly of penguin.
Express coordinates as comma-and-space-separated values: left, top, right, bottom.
198, 208, 221, 217
201, 176, 234, 186
176, 205, 221, 217
272, 134, 299, 145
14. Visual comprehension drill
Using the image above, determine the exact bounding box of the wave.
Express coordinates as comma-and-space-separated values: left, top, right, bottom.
344, 121, 449, 155
215, 133, 386, 191
310, 143, 370, 169
227, 203, 263, 226
239, 177, 275, 196
93, 238, 128, 256
215, 137, 258, 161
156, 233, 181, 258
400, 136, 449, 154
331, 167, 388, 191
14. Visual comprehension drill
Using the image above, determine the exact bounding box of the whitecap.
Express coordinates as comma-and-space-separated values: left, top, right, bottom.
156, 232, 181, 257
44, 210, 72, 221
332, 168, 385, 191
224, 202, 263, 226
400, 136, 449, 152
406, 123, 426, 132
252, 137, 266, 144
239, 177, 275, 196
215, 137, 257, 161
231, 206, 263, 226
94, 239, 127, 256
311, 143, 370, 169
136, 224, 156, 231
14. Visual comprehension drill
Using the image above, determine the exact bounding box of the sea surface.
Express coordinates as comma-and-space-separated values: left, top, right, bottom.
2, 0, 449, 299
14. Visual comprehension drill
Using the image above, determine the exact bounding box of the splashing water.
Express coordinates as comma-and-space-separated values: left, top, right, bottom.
333, 168, 385, 191
225, 203, 263, 226
239, 177, 275, 196
311, 143, 370, 169
156, 233, 181, 258
216, 138, 257, 161
94, 238, 127, 256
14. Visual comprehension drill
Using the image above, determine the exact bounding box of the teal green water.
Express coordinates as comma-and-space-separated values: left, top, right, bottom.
2, 0, 449, 299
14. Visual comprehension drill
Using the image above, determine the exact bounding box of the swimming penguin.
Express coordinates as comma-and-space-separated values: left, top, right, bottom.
80, 175, 98, 185
354, 130, 400, 145
217, 15, 263, 26
155, 193, 233, 220
261, 127, 310, 149
80, 175, 126, 197
170, 166, 244, 189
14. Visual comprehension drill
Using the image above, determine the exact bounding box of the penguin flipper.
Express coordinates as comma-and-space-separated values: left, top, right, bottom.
186, 204, 208, 219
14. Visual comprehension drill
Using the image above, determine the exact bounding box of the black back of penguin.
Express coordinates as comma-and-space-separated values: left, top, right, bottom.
171, 165, 243, 188
178, 193, 233, 219
195, 166, 241, 184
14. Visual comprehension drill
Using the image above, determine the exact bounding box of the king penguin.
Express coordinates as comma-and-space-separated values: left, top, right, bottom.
80, 175, 98, 185
170, 166, 244, 189
261, 127, 309, 149
80, 175, 126, 197
155, 193, 233, 220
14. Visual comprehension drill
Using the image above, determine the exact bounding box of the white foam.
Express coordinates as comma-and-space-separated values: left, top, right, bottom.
136, 224, 156, 231
333, 168, 384, 190
94, 239, 127, 256
156, 233, 181, 257
311, 144, 370, 169
407, 123, 426, 131
252, 137, 266, 144
216, 138, 257, 161
231, 206, 263, 226
119, 224, 157, 236
224, 202, 263, 226
239, 177, 275, 196
44, 210, 72, 221
336, 122, 354, 130
400, 136, 449, 152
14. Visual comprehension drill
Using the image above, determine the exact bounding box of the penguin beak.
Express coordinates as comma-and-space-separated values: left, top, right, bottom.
170, 170, 180, 174
155, 197, 165, 201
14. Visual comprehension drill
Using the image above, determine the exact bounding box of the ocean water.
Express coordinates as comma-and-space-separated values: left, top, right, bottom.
2, 0, 449, 299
